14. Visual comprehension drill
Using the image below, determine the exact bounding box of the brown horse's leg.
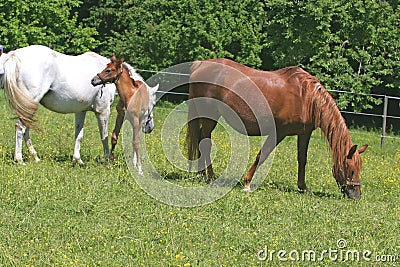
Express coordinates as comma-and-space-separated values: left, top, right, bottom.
110, 99, 125, 161
243, 134, 285, 191
199, 118, 219, 182
297, 132, 312, 194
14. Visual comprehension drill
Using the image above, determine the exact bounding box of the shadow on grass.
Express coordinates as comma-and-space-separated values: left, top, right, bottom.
162, 171, 189, 181
152, 171, 342, 199
267, 180, 340, 199
47, 154, 111, 166
52, 154, 73, 163
162, 171, 244, 188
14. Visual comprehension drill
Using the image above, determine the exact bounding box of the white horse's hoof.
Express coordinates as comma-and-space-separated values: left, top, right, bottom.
15, 159, 26, 166
34, 156, 40, 163
73, 158, 85, 165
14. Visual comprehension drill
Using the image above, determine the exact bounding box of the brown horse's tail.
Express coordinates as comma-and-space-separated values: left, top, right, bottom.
4, 52, 38, 129
186, 98, 201, 169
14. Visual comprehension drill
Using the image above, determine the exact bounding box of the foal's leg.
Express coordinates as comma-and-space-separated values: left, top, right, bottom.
243, 134, 285, 191
95, 109, 111, 160
199, 118, 219, 182
131, 117, 143, 175
297, 132, 312, 194
73, 112, 86, 164
110, 99, 125, 161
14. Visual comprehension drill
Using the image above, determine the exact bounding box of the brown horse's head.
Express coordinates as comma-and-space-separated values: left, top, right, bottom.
333, 144, 368, 199
91, 55, 124, 86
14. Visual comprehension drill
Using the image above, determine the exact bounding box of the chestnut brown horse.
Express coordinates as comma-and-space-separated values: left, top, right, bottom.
91, 56, 158, 174
187, 58, 368, 199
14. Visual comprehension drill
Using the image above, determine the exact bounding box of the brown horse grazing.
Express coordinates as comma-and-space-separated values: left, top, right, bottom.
91, 56, 158, 174
187, 58, 368, 199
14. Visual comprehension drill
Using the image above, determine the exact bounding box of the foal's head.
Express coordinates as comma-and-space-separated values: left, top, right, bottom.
333, 144, 368, 199
91, 55, 124, 86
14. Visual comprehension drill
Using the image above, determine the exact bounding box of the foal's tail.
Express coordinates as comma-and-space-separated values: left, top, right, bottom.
3, 52, 38, 129
186, 99, 201, 167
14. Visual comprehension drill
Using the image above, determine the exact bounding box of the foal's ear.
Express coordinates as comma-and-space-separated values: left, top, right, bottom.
116, 57, 125, 68
358, 144, 368, 154
110, 55, 117, 62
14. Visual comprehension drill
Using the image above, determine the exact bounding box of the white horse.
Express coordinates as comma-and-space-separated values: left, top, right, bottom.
3, 45, 116, 164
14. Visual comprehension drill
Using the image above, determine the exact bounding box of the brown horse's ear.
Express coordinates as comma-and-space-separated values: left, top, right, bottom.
358, 144, 368, 154
347, 145, 358, 159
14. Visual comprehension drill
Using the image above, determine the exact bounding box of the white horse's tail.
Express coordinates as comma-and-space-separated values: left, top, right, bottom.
4, 52, 38, 129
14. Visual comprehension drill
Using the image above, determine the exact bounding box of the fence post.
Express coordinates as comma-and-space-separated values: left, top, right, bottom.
381, 95, 388, 147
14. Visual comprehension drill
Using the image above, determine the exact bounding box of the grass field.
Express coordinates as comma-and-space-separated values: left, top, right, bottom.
0, 92, 399, 266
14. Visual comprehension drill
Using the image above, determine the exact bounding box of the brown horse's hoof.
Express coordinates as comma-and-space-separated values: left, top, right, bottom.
299, 188, 313, 195
205, 174, 216, 184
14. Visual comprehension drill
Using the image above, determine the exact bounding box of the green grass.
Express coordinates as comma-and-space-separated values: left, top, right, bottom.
0, 93, 399, 266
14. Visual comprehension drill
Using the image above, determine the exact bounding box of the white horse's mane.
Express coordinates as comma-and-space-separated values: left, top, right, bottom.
122, 62, 144, 82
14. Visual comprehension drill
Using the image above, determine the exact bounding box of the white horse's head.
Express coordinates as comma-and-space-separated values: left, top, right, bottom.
142, 84, 159, 133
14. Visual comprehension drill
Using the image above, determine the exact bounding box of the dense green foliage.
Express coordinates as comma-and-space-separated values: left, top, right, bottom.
0, 0, 99, 54
1, 0, 400, 109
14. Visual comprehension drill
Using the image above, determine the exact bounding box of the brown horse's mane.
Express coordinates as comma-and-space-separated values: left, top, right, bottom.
301, 73, 353, 174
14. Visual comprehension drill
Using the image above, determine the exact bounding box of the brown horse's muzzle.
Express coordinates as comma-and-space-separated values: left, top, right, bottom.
341, 184, 361, 199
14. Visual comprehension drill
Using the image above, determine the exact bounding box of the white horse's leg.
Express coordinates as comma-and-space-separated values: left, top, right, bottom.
73, 112, 86, 165
23, 128, 40, 162
95, 111, 110, 160
14, 119, 25, 164
15, 119, 40, 164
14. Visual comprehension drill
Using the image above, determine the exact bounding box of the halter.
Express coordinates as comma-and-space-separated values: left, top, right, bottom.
95, 68, 123, 98
96, 68, 124, 86
337, 179, 360, 198
346, 180, 361, 187
335, 166, 361, 192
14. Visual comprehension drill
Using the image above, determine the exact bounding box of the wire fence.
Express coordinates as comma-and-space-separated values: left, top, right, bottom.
137, 68, 400, 146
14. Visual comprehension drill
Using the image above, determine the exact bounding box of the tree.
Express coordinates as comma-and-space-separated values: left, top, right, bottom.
262, 0, 400, 111
85, 0, 266, 70
0, 0, 99, 54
